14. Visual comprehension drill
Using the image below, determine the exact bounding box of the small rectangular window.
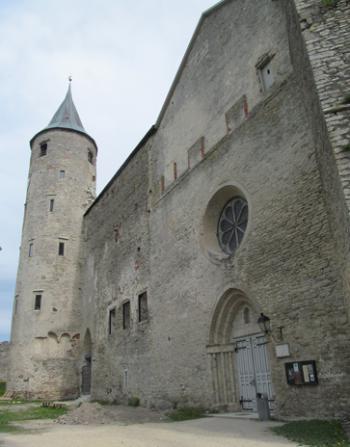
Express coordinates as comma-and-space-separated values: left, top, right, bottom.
58, 242, 65, 256
49, 199, 54, 212
108, 308, 116, 335
29, 242, 33, 257
40, 143, 47, 157
256, 54, 275, 92
122, 301, 130, 330
34, 294, 42, 310
59, 170, 65, 179
260, 61, 274, 91
138, 292, 148, 322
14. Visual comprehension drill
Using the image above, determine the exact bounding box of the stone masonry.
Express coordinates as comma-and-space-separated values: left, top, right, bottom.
0, 342, 9, 383
8, 0, 350, 419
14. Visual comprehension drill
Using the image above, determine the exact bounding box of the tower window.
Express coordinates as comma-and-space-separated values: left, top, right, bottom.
34, 294, 42, 310
14, 295, 19, 314
256, 53, 275, 92
29, 242, 33, 257
58, 242, 65, 256
108, 308, 116, 335
260, 61, 274, 91
40, 143, 47, 157
243, 307, 250, 324
59, 170, 65, 179
49, 199, 54, 212
138, 292, 148, 322
88, 149, 94, 164
122, 301, 130, 330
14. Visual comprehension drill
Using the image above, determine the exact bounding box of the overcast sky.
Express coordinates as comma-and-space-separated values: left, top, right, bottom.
0, 0, 216, 341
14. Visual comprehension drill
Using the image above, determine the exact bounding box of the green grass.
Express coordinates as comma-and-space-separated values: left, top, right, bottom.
272, 420, 350, 447
0, 383, 5, 397
167, 406, 206, 421
0, 404, 67, 433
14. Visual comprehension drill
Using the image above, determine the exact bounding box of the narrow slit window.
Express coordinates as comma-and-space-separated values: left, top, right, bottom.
34, 294, 42, 310
138, 292, 148, 322
58, 242, 65, 256
29, 242, 33, 257
122, 301, 130, 330
108, 308, 116, 335
260, 61, 274, 90
59, 170, 65, 179
40, 143, 47, 157
88, 149, 94, 164
49, 199, 54, 212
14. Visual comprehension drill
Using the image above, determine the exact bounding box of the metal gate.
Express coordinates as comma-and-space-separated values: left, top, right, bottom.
234, 334, 273, 411
81, 363, 91, 395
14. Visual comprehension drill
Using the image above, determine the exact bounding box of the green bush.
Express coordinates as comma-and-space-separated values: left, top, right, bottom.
321, 0, 339, 7
0, 382, 6, 397
127, 396, 140, 407
340, 94, 350, 105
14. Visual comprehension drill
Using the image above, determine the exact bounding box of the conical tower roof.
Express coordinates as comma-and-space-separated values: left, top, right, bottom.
46, 83, 86, 133
30, 82, 97, 149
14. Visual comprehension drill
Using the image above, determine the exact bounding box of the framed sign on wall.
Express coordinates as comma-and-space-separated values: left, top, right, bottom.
285, 360, 318, 386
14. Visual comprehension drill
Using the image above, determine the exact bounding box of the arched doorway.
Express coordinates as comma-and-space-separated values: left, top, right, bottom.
208, 289, 273, 411
81, 329, 92, 395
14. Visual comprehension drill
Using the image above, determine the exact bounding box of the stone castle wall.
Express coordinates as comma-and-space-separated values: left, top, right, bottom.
81, 0, 350, 417
8, 0, 350, 418
0, 342, 9, 383
81, 134, 152, 403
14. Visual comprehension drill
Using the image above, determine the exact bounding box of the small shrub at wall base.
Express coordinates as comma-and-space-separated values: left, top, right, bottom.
0, 382, 5, 396
321, 0, 339, 7
127, 397, 140, 407
340, 94, 350, 105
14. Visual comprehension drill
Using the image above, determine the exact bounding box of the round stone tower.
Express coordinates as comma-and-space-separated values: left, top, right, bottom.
8, 82, 97, 400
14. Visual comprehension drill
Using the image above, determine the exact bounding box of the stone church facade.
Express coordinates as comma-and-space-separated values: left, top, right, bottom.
7, 0, 350, 419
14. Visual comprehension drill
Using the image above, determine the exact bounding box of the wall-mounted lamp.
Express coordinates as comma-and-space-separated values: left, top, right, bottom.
257, 313, 271, 334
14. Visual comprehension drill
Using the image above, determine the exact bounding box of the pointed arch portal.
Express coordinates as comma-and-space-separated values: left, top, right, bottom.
207, 289, 273, 411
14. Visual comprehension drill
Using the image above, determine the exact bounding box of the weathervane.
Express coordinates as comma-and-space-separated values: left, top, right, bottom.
68, 75, 72, 83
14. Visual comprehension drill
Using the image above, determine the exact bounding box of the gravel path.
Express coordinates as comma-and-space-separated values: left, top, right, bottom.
0, 415, 296, 447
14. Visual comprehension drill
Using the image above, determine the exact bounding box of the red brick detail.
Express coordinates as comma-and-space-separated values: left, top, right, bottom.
160, 175, 165, 193
225, 113, 231, 134
200, 137, 205, 159
243, 95, 249, 118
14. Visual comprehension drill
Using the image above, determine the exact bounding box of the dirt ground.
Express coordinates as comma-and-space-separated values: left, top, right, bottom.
0, 403, 297, 447
57, 402, 165, 425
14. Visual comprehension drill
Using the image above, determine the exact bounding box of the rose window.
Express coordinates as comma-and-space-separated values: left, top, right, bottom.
217, 197, 248, 255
